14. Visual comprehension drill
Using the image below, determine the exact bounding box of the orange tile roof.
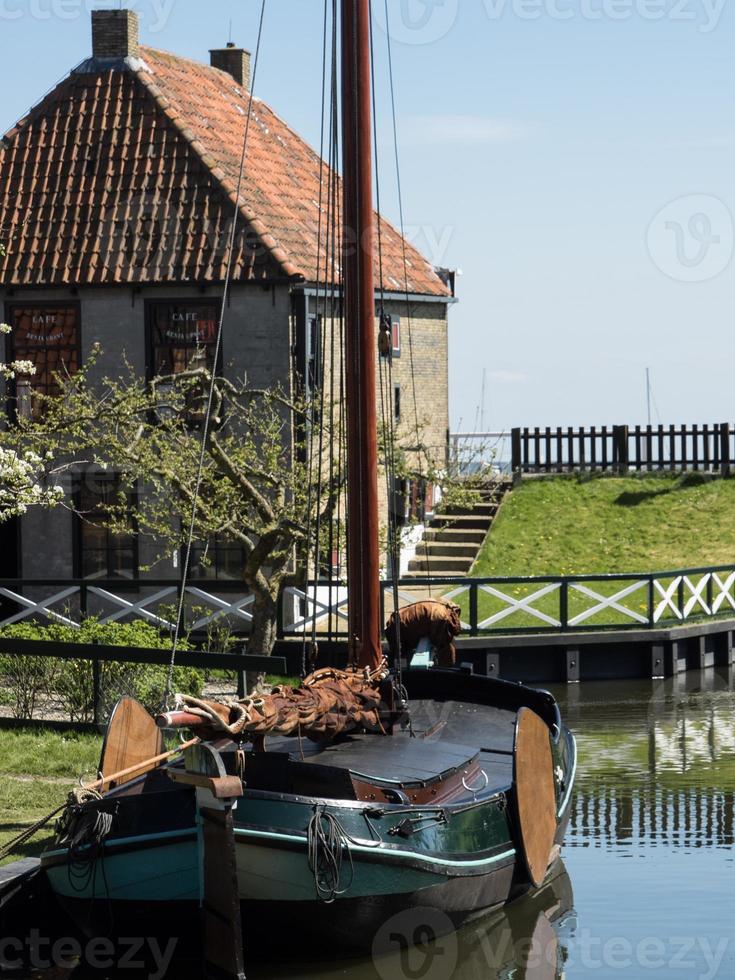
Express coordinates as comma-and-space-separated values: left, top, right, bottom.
0, 47, 449, 296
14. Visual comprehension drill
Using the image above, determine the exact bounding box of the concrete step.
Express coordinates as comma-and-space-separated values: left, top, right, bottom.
440, 501, 499, 517
423, 527, 487, 544
430, 513, 494, 530
422, 542, 478, 558
460, 480, 511, 496
406, 555, 474, 574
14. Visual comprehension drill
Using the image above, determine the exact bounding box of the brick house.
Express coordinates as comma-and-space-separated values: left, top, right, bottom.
0, 10, 455, 586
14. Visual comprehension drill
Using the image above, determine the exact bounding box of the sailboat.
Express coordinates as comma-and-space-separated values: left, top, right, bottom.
39, 0, 576, 971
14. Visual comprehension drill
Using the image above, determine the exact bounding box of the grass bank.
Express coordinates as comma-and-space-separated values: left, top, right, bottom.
0, 729, 102, 866
453, 474, 735, 631
473, 473, 735, 577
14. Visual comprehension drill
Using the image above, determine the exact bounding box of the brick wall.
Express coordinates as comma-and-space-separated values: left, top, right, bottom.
92, 10, 139, 61
384, 299, 449, 472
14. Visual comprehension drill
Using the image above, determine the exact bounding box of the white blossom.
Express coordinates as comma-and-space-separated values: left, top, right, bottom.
0, 323, 11, 335
0, 446, 65, 521
10, 360, 36, 376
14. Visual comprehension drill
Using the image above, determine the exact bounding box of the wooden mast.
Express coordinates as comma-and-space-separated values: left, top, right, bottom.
341, 0, 381, 670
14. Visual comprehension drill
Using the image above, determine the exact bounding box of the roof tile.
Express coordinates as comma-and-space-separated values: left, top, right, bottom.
0, 46, 448, 296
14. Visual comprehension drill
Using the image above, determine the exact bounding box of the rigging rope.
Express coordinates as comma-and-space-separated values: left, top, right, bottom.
382, 0, 434, 597
369, 1, 404, 685
306, 0, 344, 662
302, 0, 333, 678
163, 0, 268, 707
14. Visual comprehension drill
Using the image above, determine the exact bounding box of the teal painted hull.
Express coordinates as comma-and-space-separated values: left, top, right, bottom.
41, 675, 577, 951
45, 795, 517, 904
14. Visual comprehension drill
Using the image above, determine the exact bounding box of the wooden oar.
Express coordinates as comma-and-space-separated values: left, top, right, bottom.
85, 738, 199, 792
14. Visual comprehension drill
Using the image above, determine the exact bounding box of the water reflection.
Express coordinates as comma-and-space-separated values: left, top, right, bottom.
557, 668, 735, 852
256, 861, 575, 980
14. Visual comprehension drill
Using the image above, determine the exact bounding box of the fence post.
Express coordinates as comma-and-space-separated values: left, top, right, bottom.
469, 582, 478, 636
648, 576, 655, 627
560, 580, 569, 630
92, 641, 101, 728
613, 425, 628, 473
276, 584, 285, 640
720, 423, 730, 477
511, 428, 521, 474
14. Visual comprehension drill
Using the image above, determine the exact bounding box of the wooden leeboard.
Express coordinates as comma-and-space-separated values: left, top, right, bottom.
100, 697, 163, 788
514, 707, 557, 889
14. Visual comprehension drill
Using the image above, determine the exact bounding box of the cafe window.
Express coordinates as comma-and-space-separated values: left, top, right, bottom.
5, 304, 80, 419
190, 534, 246, 581
147, 301, 220, 379
74, 473, 138, 580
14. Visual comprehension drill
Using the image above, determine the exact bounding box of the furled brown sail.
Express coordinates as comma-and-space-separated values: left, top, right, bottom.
156, 661, 391, 741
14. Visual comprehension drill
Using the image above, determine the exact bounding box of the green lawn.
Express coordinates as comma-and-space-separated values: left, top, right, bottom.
474, 473, 735, 577
447, 474, 735, 632
0, 729, 102, 778
0, 729, 102, 866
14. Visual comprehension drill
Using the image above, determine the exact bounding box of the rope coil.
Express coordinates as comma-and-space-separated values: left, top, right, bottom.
307, 804, 355, 903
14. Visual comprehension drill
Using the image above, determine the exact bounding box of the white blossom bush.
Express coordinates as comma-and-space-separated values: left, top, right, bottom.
0, 447, 64, 520
0, 322, 36, 380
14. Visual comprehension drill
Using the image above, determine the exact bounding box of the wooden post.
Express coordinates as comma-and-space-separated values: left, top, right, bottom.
650, 643, 665, 679
560, 580, 569, 631
565, 647, 580, 683
201, 804, 244, 980
696, 635, 713, 669
511, 428, 521, 473
720, 423, 730, 477
173, 744, 245, 980
667, 639, 686, 675
92, 644, 101, 728
613, 425, 628, 474
714, 629, 734, 668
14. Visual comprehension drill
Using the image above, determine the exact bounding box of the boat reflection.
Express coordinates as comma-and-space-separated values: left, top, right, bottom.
257, 860, 575, 980
558, 669, 735, 851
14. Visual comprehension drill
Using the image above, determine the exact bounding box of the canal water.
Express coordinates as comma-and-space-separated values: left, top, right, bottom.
255, 669, 735, 980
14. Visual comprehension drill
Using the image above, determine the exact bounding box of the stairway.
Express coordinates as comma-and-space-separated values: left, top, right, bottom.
404, 479, 510, 578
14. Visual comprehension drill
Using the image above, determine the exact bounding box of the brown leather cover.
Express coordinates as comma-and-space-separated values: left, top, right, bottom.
385, 599, 462, 667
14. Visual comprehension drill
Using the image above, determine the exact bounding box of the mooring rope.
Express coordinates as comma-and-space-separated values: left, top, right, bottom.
0, 803, 67, 863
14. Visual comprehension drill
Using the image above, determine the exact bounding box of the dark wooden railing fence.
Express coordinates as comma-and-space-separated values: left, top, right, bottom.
511, 423, 734, 475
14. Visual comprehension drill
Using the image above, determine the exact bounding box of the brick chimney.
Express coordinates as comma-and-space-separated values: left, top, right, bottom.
210, 43, 251, 91
92, 9, 140, 61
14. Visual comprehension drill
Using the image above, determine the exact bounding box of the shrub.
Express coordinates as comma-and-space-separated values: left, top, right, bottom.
0, 619, 204, 723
